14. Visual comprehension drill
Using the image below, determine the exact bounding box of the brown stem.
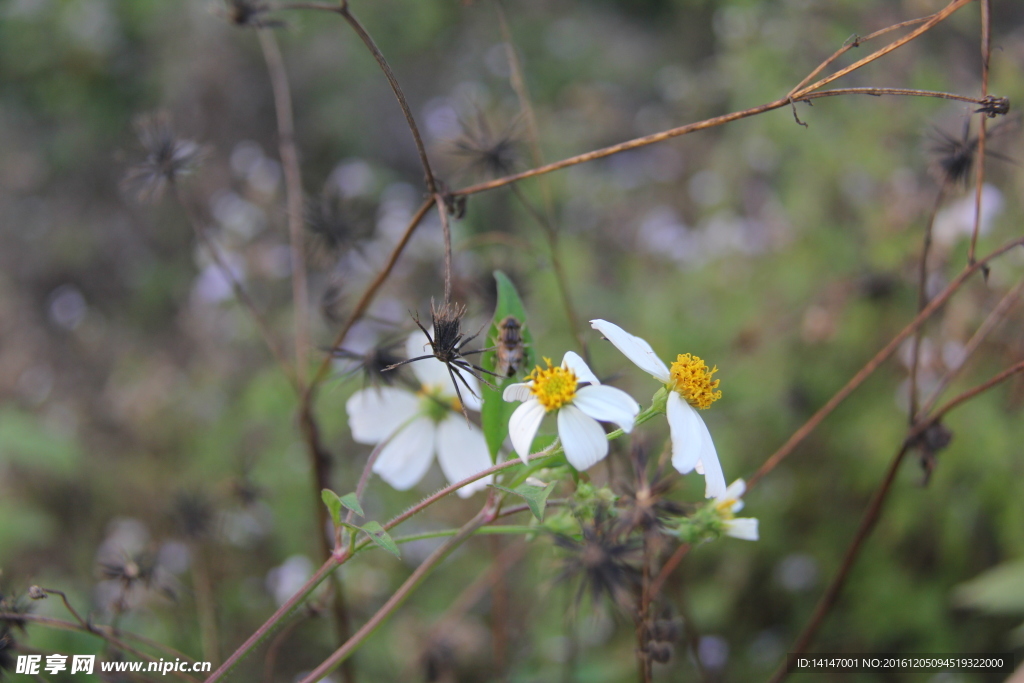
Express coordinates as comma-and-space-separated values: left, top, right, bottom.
297, 505, 495, 682
787, 13, 938, 97
10, 603, 199, 683
635, 534, 653, 683
767, 441, 912, 683
791, 0, 973, 98
258, 28, 310, 386
769, 360, 1024, 683
190, 546, 220, 666
648, 543, 691, 602
338, 3, 437, 194
969, 0, 992, 266
453, 87, 985, 199
919, 278, 1024, 416
436, 195, 454, 303
909, 185, 948, 422
263, 606, 316, 683
746, 235, 1024, 491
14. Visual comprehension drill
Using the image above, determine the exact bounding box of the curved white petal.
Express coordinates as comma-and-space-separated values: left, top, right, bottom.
724, 517, 759, 541
561, 351, 601, 385
371, 418, 436, 491
508, 399, 547, 462
697, 430, 726, 499
345, 387, 421, 444
666, 392, 702, 474
436, 415, 493, 498
557, 404, 609, 471
573, 385, 640, 433
589, 319, 671, 382
503, 382, 533, 403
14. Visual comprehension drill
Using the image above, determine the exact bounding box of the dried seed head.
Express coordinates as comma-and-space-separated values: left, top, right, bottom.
172, 490, 215, 540
429, 301, 468, 362
333, 340, 406, 387
616, 446, 685, 533
225, 0, 285, 28
928, 116, 1018, 187
306, 193, 375, 258
450, 112, 522, 179
649, 642, 673, 664
0, 628, 15, 676
553, 508, 641, 610
0, 590, 31, 632
99, 550, 158, 589
122, 112, 204, 203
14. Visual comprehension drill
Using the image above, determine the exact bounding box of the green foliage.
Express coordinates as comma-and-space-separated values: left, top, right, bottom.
491, 482, 556, 522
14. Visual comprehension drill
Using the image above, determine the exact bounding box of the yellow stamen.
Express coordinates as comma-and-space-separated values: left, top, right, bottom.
526, 357, 578, 412
715, 497, 737, 518
669, 353, 721, 410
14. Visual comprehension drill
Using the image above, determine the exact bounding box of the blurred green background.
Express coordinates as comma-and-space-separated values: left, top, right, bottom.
1, 0, 1023, 681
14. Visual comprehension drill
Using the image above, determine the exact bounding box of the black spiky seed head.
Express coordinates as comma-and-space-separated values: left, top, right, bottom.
226, 0, 285, 28
450, 112, 522, 179
172, 490, 215, 540
552, 508, 641, 610
0, 628, 16, 677
429, 301, 467, 362
306, 193, 375, 257
99, 551, 158, 589
121, 112, 204, 203
333, 340, 406, 387
930, 123, 977, 186
616, 446, 686, 534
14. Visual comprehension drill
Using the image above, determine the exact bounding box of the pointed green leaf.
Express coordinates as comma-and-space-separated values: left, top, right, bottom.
321, 489, 342, 527
481, 271, 535, 459
491, 482, 556, 521
339, 492, 364, 518
361, 521, 401, 558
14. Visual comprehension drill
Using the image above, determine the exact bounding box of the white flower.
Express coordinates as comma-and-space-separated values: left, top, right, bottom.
590, 319, 726, 498
714, 479, 758, 541
502, 351, 640, 471
345, 332, 493, 497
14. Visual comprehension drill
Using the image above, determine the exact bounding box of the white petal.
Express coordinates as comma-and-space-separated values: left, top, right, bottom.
666, 392, 702, 474
573, 385, 640, 433
698, 434, 726, 500
435, 415, 493, 497
371, 418, 436, 491
503, 382, 533, 403
508, 399, 546, 462
557, 404, 609, 471
589, 319, 671, 382
345, 387, 421, 444
724, 518, 759, 541
561, 351, 600, 385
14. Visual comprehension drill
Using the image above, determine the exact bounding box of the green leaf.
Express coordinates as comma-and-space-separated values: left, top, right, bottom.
361, 521, 401, 558
953, 559, 1024, 615
491, 482, 556, 521
321, 489, 343, 526
339, 492, 364, 518
481, 271, 535, 459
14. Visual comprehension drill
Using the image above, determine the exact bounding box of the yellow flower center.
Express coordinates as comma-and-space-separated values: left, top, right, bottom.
715, 497, 737, 519
669, 353, 721, 409
526, 358, 578, 412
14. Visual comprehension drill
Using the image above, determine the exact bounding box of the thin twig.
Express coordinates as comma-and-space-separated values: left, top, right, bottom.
648, 543, 691, 601
747, 235, 1024, 491
453, 87, 986, 198
787, 13, 938, 97
791, 0, 974, 98
909, 185, 948, 422
919, 277, 1024, 416
770, 359, 1024, 683
436, 197, 454, 303
258, 28, 310, 385
968, 0, 992, 266
338, 3, 437, 194
297, 505, 496, 682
